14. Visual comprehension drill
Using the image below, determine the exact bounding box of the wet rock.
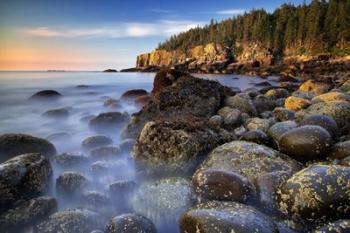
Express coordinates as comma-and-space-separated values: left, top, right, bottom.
239, 129, 270, 145
89, 112, 130, 133
80, 191, 110, 212
89, 146, 120, 161
277, 165, 350, 221
29, 90, 62, 100
0, 134, 56, 162
329, 140, 350, 160
0, 196, 57, 230
129, 177, 193, 225
42, 108, 69, 119
254, 81, 271, 87
246, 117, 271, 133
267, 121, 297, 147
265, 88, 289, 99
224, 94, 257, 116
292, 90, 316, 100
312, 92, 350, 104
253, 95, 276, 113
217, 106, 233, 118
109, 180, 136, 196
124, 70, 231, 139
121, 89, 149, 101
76, 85, 89, 88
312, 219, 350, 233
299, 114, 338, 138
132, 118, 235, 173
119, 139, 136, 153
273, 107, 295, 121
222, 109, 242, 127
35, 209, 100, 233
0, 153, 53, 211
81, 135, 113, 151
46, 132, 71, 142
80, 114, 95, 122
208, 115, 223, 128
90, 160, 126, 175
254, 171, 290, 212
52, 153, 89, 169
234, 125, 247, 137
285, 96, 311, 111
134, 95, 151, 107
278, 125, 332, 162
179, 201, 278, 233
302, 101, 350, 129
299, 80, 330, 95
197, 141, 301, 184
56, 171, 88, 196
276, 98, 287, 107
105, 214, 156, 233
104, 98, 121, 108
192, 169, 252, 202
340, 156, 350, 166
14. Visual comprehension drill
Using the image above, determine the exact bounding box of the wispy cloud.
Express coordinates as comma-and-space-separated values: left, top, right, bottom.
216, 9, 246, 15
22, 20, 204, 39
148, 8, 173, 14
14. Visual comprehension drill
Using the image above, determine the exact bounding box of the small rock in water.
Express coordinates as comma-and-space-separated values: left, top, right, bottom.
46, 132, 71, 142
42, 108, 69, 119
52, 153, 89, 169
119, 138, 136, 153
81, 135, 113, 151
105, 213, 156, 233
56, 171, 88, 197
89, 145, 121, 161
89, 112, 129, 133
121, 89, 149, 101
29, 90, 62, 100
103, 98, 121, 108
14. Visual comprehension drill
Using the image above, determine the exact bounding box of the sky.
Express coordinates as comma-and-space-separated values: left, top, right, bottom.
0, 0, 308, 71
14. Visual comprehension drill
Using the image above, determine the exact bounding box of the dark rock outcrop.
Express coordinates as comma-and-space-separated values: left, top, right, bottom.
29, 90, 62, 100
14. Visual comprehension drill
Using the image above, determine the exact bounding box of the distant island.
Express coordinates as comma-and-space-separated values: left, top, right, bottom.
47, 70, 65, 72
132, 0, 350, 79
103, 69, 118, 72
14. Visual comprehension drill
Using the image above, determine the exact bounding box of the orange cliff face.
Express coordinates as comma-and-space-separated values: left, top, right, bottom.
135, 42, 276, 69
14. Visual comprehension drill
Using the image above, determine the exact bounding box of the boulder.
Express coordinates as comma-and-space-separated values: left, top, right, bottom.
105, 214, 156, 233
89, 112, 130, 133
56, 171, 88, 196
0, 196, 57, 230
119, 139, 136, 153
278, 125, 332, 162
79, 191, 110, 213
124, 70, 231, 139
246, 117, 271, 133
208, 115, 223, 127
312, 92, 350, 104
265, 88, 289, 99
329, 140, 350, 160
239, 129, 270, 145
267, 121, 297, 147
134, 95, 151, 107
132, 118, 235, 173
42, 108, 69, 119
0, 134, 56, 162
89, 146, 120, 161
121, 89, 149, 101
29, 90, 62, 100
277, 165, 350, 221
192, 169, 253, 202
299, 80, 330, 95
299, 114, 338, 138
35, 209, 100, 233
253, 95, 276, 114
81, 135, 113, 151
46, 132, 71, 142
0, 153, 52, 211
302, 101, 350, 129
285, 96, 311, 111
197, 141, 301, 184
273, 107, 295, 121
53, 153, 89, 169
224, 94, 257, 116
222, 109, 242, 127
103, 98, 121, 108
179, 201, 278, 233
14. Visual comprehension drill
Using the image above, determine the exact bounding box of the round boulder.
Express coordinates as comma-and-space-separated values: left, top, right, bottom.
0, 153, 53, 211
179, 201, 278, 233
42, 108, 69, 119
0, 134, 56, 162
267, 121, 297, 147
81, 135, 113, 151
89, 112, 130, 133
299, 114, 338, 138
329, 140, 350, 160
239, 129, 270, 145
299, 80, 330, 95
278, 125, 332, 162
277, 165, 350, 220
29, 90, 62, 100
52, 153, 89, 169
285, 96, 311, 111
105, 214, 156, 233
192, 169, 252, 202
121, 89, 149, 101
312, 92, 350, 104
312, 219, 350, 233
56, 171, 88, 196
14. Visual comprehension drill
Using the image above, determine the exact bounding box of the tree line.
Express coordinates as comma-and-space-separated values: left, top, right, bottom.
157, 0, 350, 56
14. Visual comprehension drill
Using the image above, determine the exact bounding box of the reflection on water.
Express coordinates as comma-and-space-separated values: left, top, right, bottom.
0, 71, 276, 232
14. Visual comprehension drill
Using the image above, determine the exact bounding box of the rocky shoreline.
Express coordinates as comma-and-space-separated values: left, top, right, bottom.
0, 69, 350, 232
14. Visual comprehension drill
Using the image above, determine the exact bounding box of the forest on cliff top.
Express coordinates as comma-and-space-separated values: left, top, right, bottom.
158, 0, 350, 56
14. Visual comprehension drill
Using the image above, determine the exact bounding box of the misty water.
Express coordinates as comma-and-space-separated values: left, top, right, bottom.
0, 71, 278, 232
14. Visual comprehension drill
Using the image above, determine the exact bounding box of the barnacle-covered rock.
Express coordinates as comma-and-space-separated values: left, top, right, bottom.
105, 213, 156, 233
277, 165, 350, 221
312, 219, 350, 233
